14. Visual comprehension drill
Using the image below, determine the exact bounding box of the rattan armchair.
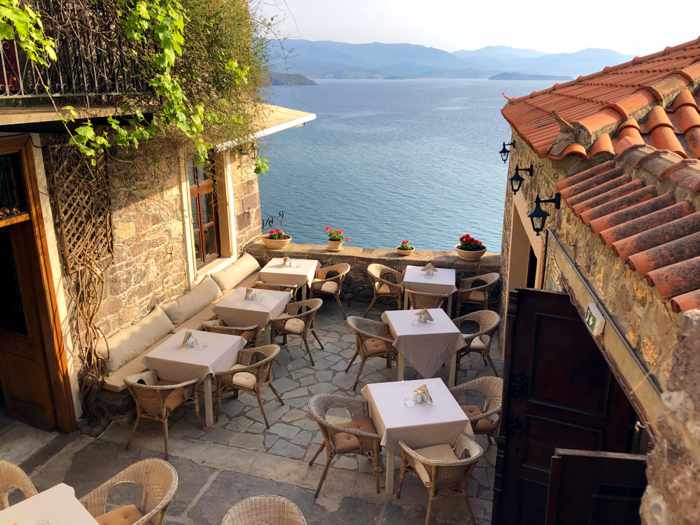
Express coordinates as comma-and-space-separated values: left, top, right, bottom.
221, 496, 307, 525
308, 394, 383, 498
345, 316, 396, 391
271, 298, 324, 366
365, 263, 403, 316
450, 376, 503, 444
80, 459, 177, 525
0, 461, 37, 509
202, 319, 260, 347
125, 371, 201, 459
453, 310, 501, 377
455, 272, 500, 316
214, 344, 283, 429
310, 263, 351, 318
404, 289, 450, 310
397, 435, 483, 525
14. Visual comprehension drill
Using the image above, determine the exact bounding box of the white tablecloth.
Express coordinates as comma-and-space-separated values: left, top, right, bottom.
214, 287, 290, 327
362, 378, 469, 448
402, 265, 457, 296
0, 483, 98, 524
381, 308, 465, 378
144, 330, 246, 382
258, 258, 319, 288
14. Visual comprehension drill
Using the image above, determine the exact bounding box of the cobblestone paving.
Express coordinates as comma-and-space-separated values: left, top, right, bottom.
31, 301, 503, 524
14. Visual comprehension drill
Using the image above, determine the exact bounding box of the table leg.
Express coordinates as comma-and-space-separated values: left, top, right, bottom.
397, 353, 405, 381
447, 294, 453, 317
385, 443, 396, 495
203, 375, 214, 427
301, 284, 307, 301
449, 353, 457, 387
403, 291, 409, 310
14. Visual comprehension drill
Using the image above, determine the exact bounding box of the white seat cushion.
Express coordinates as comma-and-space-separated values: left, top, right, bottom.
173, 304, 217, 332
98, 307, 174, 373
163, 276, 221, 326
211, 253, 261, 291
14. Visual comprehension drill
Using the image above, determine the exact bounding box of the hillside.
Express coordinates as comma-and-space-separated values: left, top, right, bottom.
269, 72, 317, 86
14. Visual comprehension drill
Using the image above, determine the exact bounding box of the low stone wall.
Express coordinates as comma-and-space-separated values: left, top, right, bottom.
246, 241, 501, 303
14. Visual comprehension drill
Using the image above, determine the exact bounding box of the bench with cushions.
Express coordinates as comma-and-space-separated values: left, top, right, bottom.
101, 253, 261, 392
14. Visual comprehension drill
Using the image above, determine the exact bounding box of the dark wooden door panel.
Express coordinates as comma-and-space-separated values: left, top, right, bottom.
546, 449, 646, 525
494, 289, 640, 525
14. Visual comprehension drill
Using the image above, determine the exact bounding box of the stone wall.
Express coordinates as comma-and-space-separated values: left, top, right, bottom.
230, 151, 262, 255
246, 241, 501, 303
96, 140, 189, 337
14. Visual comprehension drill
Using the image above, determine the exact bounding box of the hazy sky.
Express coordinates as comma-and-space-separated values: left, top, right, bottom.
254, 0, 698, 55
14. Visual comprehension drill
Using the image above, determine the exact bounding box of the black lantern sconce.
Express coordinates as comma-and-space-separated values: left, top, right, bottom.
499, 141, 514, 163
528, 193, 561, 235
509, 164, 534, 194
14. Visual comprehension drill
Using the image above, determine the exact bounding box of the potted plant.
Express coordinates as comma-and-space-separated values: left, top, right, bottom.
396, 239, 415, 256
324, 226, 350, 252
455, 233, 486, 262
262, 228, 292, 250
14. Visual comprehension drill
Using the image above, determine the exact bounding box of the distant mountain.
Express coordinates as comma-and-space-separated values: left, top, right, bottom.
489, 72, 571, 81
269, 72, 317, 86
268, 40, 632, 80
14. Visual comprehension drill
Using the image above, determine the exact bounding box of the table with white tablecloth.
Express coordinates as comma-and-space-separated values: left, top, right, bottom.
214, 287, 290, 342
258, 258, 319, 299
0, 483, 98, 524
381, 308, 465, 385
402, 265, 457, 312
144, 330, 246, 427
362, 378, 471, 494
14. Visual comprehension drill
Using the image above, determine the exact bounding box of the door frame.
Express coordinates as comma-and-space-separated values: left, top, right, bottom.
0, 134, 76, 431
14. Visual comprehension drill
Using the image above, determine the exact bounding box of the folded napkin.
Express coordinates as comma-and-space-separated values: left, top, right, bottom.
416, 309, 434, 323
181, 331, 204, 349
413, 383, 434, 405
421, 262, 437, 274
244, 288, 255, 300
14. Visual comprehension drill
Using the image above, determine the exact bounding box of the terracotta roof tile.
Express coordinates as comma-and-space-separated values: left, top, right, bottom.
670, 290, 700, 312
599, 201, 694, 245
589, 192, 677, 233
646, 255, 700, 298
571, 179, 644, 215
589, 133, 615, 158
628, 231, 700, 274
611, 212, 700, 260
580, 186, 657, 224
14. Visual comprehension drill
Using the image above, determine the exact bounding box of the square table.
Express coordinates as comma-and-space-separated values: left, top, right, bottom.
402, 265, 457, 312
215, 287, 290, 342
0, 483, 98, 524
144, 330, 246, 427
382, 308, 465, 385
258, 258, 319, 299
362, 378, 471, 494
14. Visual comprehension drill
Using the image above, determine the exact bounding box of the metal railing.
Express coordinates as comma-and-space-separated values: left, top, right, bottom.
0, 0, 149, 103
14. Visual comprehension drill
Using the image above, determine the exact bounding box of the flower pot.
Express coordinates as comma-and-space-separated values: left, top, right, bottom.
326, 240, 344, 252
396, 247, 414, 257
262, 235, 292, 250
455, 245, 485, 262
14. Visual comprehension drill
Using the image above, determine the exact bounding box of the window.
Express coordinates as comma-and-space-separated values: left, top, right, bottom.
188, 159, 220, 267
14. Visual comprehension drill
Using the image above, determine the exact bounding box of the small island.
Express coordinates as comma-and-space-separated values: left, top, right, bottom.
269, 72, 318, 86
489, 72, 572, 81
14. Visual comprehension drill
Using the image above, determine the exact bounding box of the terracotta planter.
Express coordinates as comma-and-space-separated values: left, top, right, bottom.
326, 240, 344, 252
455, 245, 486, 262
396, 247, 415, 257
262, 235, 292, 250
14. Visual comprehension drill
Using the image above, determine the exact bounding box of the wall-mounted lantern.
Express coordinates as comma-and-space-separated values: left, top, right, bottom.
499, 141, 514, 163
528, 193, 561, 235
509, 164, 534, 194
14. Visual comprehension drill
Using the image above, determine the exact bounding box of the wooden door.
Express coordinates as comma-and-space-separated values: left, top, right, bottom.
545, 449, 646, 525
493, 289, 640, 525
0, 222, 56, 429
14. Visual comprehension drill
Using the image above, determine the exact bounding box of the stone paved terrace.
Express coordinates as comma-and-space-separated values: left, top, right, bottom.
12, 300, 503, 525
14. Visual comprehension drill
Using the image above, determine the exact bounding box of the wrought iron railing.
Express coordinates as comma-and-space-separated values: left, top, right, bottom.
0, 0, 149, 103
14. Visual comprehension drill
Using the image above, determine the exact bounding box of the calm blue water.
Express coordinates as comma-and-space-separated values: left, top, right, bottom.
260, 79, 551, 251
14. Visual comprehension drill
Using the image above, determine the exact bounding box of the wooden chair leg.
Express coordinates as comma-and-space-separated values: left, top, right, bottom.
269, 384, 284, 405
126, 416, 141, 450
311, 329, 324, 350
314, 453, 334, 499
162, 418, 169, 460
309, 442, 325, 466
344, 351, 359, 373
364, 295, 377, 317
255, 390, 270, 428
396, 461, 407, 498
425, 485, 436, 525
486, 352, 499, 377
334, 293, 347, 319
302, 335, 316, 366
353, 357, 368, 391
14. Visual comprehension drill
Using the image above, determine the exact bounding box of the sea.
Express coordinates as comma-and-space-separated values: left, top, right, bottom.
260, 78, 552, 252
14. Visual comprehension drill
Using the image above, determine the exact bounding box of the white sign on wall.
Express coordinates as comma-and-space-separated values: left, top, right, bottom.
584, 303, 606, 338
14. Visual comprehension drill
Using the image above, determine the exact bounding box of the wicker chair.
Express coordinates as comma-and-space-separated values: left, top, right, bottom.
307, 394, 383, 498
404, 289, 450, 310
80, 459, 177, 525
214, 344, 283, 429
450, 377, 503, 444
310, 263, 351, 318
271, 298, 324, 366
345, 316, 396, 391
252, 280, 300, 300
0, 461, 37, 509
221, 495, 307, 525
201, 319, 260, 347
453, 310, 501, 377
455, 273, 500, 316
365, 263, 403, 316
124, 371, 201, 459
397, 435, 484, 525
